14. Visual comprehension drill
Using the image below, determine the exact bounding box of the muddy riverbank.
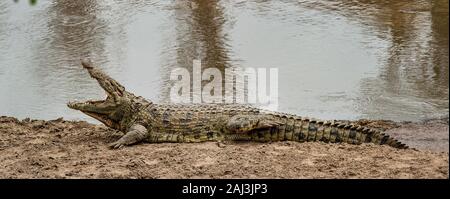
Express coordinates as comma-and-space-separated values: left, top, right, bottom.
0, 116, 447, 179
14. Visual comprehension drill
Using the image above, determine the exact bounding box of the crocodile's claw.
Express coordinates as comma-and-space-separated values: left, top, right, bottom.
108, 124, 148, 149
108, 140, 126, 149
217, 141, 227, 148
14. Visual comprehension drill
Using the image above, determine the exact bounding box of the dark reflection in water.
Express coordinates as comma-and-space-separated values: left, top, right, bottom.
47, 0, 105, 61
160, 0, 232, 102
0, 0, 448, 122
430, 0, 449, 96
315, 0, 450, 120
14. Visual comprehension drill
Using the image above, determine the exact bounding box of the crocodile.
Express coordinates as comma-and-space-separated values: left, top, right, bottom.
67, 59, 409, 149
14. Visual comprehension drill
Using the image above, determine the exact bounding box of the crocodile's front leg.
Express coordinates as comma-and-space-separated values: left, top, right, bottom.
109, 124, 148, 149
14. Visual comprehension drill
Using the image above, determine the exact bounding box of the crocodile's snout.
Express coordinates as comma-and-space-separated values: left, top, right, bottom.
67, 102, 78, 109
81, 59, 94, 69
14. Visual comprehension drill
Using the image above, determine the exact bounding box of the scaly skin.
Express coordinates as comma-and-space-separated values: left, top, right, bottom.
68, 60, 408, 149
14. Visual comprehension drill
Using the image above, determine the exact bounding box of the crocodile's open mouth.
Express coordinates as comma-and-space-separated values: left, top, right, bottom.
67, 59, 128, 129
67, 97, 117, 128
67, 98, 108, 110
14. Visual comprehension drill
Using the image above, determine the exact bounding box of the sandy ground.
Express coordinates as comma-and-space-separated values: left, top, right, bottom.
0, 116, 448, 179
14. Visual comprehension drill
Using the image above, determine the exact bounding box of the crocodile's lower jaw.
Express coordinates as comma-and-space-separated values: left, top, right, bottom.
83, 112, 116, 128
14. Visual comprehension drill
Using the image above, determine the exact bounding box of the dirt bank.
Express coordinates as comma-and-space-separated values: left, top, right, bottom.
0, 116, 448, 179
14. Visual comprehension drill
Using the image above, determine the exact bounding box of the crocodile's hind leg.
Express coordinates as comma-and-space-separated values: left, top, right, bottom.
109, 124, 148, 149
226, 115, 282, 133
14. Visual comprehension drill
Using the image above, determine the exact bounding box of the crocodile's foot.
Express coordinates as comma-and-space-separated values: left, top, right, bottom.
217, 141, 227, 148
108, 124, 148, 149
108, 140, 127, 149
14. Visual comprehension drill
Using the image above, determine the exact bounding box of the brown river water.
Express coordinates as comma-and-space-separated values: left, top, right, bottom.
0, 0, 448, 123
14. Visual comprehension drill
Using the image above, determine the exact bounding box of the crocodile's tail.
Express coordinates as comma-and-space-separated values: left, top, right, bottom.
233, 118, 409, 149
299, 120, 409, 149
307, 121, 408, 149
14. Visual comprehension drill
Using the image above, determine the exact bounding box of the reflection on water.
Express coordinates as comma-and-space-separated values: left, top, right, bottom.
0, 0, 448, 122
322, 0, 449, 120
160, 0, 232, 103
